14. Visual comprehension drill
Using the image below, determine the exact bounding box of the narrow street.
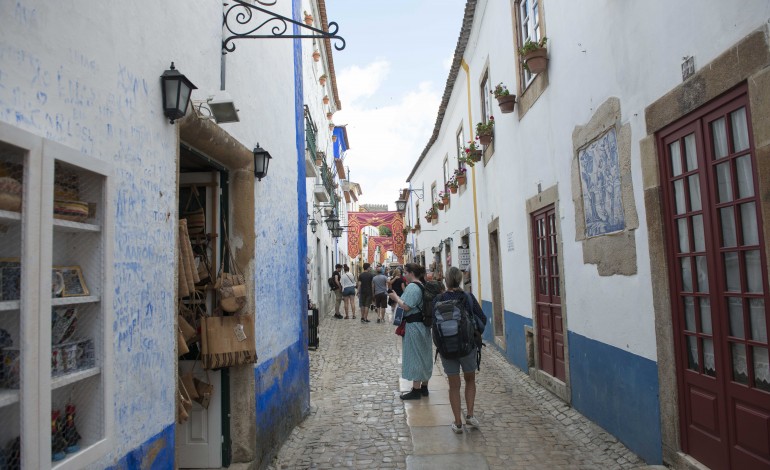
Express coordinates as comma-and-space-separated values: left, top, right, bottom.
268, 305, 660, 470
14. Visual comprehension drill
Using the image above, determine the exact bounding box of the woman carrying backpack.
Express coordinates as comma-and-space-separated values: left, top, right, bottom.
434, 267, 486, 434
388, 263, 432, 400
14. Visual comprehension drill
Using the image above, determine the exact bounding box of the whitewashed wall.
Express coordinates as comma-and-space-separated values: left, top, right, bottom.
411, 0, 770, 361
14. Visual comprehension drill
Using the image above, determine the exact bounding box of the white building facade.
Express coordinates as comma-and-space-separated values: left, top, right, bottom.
405, 1, 770, 468
0, 0, 345, 467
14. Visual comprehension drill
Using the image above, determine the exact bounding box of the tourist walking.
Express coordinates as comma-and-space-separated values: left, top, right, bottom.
340, 265, 357, 319
372, 267, 389, 323
357, 263, 375, 323
387, 267, 405, 313
388, 263, 432, 400
332, 264, 343, 319
432, 267, 486, 433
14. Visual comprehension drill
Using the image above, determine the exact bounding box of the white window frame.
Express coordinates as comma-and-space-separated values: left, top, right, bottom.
456, 125, 465, 169
519, 0, 542, 86
480, 70, 493, 125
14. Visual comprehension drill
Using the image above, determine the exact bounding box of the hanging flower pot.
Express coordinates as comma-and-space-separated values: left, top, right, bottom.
431, 211, 438, 221
304, 12, 313, 25
328, 122, 335, 131
469, 150, 482, 162
326, 111, 333, 120
441, 196, 449, 205
449, 186, 458, 194
322, 95, 330, 105
519, 37, 549, 75
457, 174, 467, 185
476, 117, 495, 147
332, 135, 337, 142
425, 214, 432, 223
478, 133, 493, 146
496, 94, 517, 113
312, 50, 321, 62
437, 201, 444, 210
319, 75, 327, 86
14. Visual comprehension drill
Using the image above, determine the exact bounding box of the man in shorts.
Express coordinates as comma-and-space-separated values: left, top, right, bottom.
357, 263, 375, 323
372, 266, 389, 323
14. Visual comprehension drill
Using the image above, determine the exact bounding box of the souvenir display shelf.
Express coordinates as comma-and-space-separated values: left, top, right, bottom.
0, 123, 113, 469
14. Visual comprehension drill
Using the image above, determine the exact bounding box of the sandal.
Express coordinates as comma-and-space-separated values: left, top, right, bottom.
352, 315, 356, 319
344, 316, 349, 319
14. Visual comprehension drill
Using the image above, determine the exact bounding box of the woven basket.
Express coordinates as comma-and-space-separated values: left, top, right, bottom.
0, 177, 22, 212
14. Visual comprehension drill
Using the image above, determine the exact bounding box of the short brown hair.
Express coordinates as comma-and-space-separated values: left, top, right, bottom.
445, 267, 463, 289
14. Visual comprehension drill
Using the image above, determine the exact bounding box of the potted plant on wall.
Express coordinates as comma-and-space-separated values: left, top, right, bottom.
424, 208, 434, 223
462, 139, 482, 164
476, 116, 495, 146
491, 82, 516, 113
328, 122, 335, 131
447, 178, 459, 194
322, 95, 330, 105
518, 36, 548, 74
439, 190, 449, 206
454, 167, 467, 186
312, 50, 321, 62
319, 74, 328, 86
303, 11, 313, 25
326, 111, 333, 120
431, 204, 439, 221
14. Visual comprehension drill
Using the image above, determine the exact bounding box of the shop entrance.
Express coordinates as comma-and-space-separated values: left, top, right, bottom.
176, 146, 229, 468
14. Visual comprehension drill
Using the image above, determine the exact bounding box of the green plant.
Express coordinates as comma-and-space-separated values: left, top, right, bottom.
454, 167, 467, 177
464, 139, 480, 153
458, 155, 475, 167
491, 82, 510, 98
476, 116, 495, 136
518, 36, 548, 56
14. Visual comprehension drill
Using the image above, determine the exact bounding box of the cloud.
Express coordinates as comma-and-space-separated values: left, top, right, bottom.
334, 66, 441, 210
336, 60, 390, 104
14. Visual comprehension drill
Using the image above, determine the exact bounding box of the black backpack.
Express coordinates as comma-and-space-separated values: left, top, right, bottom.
432, 293, 476, 360
327, 274, 338, 290
417, 281, 442, 327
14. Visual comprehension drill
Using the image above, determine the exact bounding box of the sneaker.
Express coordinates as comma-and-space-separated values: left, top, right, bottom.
334, 314, 343, 319
451, 423, 463, 434
420, 385, 429, 396
399, 388, 422, 400
465, 415, 480, 428
361, 318, 366, 323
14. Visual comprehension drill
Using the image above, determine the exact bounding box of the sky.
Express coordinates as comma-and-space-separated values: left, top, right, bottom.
324, 0, 467, 210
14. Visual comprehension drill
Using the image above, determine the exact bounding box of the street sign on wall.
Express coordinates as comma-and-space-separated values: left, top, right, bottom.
458, 248, 470, 270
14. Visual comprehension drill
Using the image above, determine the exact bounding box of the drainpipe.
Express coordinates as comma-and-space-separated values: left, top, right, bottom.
461, 59, 482, 302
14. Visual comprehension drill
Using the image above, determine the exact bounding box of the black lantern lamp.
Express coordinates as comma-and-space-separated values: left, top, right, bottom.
325, 213, 340, 231
395, 198, 407, 212
309, 219, 318, 233
160, 62, 197, 124
331, 226, 343, 238
253, 143, 272, 181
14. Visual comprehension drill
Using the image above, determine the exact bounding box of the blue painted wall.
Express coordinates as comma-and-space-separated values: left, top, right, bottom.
250, 0, 311, 464
481, 301, 662, 464
568, 331, 662, 464
106, 424, 174, 470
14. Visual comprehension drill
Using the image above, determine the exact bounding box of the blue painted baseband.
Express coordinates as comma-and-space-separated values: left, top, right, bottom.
106, 423, 174, 470
480, 300, 662, 464
568, 331, 662, 464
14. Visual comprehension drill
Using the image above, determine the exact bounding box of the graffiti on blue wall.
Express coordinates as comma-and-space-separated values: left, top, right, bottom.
578, 128, 625, 237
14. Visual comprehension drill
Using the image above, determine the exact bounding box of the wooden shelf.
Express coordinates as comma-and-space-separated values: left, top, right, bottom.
0, 389, 20, 407
52, 296, 100, 307
0, 300, 20, 312
53, 219, 101, 233
0, 209, 21, 223
52, 366, 100, 390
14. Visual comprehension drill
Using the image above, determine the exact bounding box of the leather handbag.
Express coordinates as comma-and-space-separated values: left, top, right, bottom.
216, 226, 246, 313
200, 313, 258, 369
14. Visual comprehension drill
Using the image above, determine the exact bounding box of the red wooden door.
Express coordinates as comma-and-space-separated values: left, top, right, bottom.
659, 85, 770, 470
533, 205, 565, 381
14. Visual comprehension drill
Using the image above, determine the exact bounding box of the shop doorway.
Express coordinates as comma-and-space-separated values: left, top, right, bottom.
488, 226, 504, 340
658, 85, 770, 469
176, 147, 229, 468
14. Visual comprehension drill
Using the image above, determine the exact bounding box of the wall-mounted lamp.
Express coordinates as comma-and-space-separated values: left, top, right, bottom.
325, 213, 340, 231
253, 143, 272, 181
160, 62, 197, 124
331, 226, 343, 238
395, 188, 424, 212
308, 218, 318, 233
444, 237, 453, 245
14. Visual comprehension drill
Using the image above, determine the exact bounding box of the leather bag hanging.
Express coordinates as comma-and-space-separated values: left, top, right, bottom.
216, 225, 246, 313
200, 312, 258, 369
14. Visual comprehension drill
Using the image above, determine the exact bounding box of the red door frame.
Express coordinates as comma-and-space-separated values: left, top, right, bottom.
532, 205, 565, 381
658, 83, 770, 469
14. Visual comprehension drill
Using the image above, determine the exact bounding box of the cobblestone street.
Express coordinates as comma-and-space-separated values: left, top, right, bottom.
268, 305, 662, 470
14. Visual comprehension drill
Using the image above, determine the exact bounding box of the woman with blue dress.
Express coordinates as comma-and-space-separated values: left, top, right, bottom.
388, 263, 433, 400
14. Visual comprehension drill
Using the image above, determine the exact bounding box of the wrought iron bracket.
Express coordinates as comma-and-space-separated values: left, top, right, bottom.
223, 0, 346, 54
